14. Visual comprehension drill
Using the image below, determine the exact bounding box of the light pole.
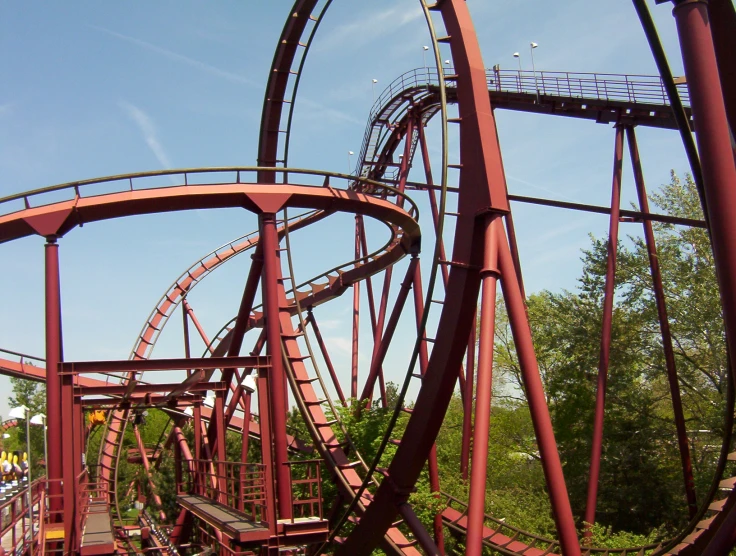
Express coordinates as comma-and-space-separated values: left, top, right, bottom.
372, 79, 378, 102
9, 405, 33, 542
423, 45, 429, 69
30, 414, 47, 479
348, 151, 354, 174
530, 42, 540, 103
513, 52, 523, 92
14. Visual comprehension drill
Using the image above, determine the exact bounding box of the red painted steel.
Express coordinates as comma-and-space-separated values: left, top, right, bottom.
359, 259, 418, 405
709, 0, 736, 141
339, 0, 580, 553
668, 0, 736, 551
44, 239, 63, 517
466, 216, 500, 556
351, 216, 361, 399
410, 262, 445, 553
584, 125, 625, 535
134, 426, 166, 521
260, 211, 293, 520
460, 310, 476, 481
627, 125, 698, 518
307, 310, 347, 406
3, 1, 736, 554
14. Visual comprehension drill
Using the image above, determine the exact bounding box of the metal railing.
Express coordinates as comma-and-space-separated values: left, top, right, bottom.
355, 67, 691, 177
284, 459, 324, 522
181, 459, 268, 524
488, 68, 690, 107
0, 167, 418, 223
0, 478, 38, 555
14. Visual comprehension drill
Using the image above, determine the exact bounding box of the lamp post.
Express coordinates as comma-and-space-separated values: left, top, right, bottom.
348, 151, 354, 175
372, 79, 378, 102
30, 415, 47, 479
422, 45, 429, 68
513, 52, 522, 72
530, 42, 540, 103
9, 405, 33, 544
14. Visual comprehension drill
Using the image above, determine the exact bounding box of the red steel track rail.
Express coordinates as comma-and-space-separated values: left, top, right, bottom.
2, 0, 735, 554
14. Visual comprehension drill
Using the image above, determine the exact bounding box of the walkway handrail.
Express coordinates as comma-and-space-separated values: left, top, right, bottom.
354, 67, 690, 178
0, 167, 419, 223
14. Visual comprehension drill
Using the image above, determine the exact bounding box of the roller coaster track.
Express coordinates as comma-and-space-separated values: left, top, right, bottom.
2, 1, 735, 554
354, 67, 692, 187
95, 208, 328, 523
340, 30, 735, 556
0, 166, 423, 552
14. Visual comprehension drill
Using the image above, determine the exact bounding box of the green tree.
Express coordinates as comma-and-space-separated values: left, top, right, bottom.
490, 172, 725, 539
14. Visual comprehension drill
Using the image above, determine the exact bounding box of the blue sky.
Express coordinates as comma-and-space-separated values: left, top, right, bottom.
0, 1, 697, 420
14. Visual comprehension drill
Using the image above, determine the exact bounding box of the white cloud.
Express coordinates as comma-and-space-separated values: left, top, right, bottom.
118, 101, 173, 171
316, 5, 424, 52
323, 336, 352, 355
297, 97, 365, 127
90, 25, 258, 89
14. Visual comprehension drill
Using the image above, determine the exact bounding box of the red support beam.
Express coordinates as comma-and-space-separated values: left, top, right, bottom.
223, 248, 264, 385
260, 211, 293, 520
44, 238, 63, 516
366, 265, 393, 404
60, 355, 269, 374
460, 309, 476, 481
411, 262, 445, 554
257, 371, 278, 529
215, 390, 227, 505
75, 380, 223, 398
359, 258, 418, 404
466, 216, 500, 556
498, 227, 581, 555
668, 1, 736, 550
307, 310, 347, 406
584, 125, 625, 534
133, 426, 166, 521
627, 125, 697, 517
182, 298, 213, 354
351, 215, 361, 400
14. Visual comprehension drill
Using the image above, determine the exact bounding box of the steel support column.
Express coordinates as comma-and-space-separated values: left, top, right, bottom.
359, 258, 418, 404
224, 250, 264, 384
498, 227, 581, 555
240, 387, 252, 511
627, 125, 697, 517
260, 212, 292, 520
182, 299, 213, 353
460, 309, 476, 481
193, 404, 202, 463
709, 0, 736, 141
214, 389, 227, 504
257, 371, 278, 529
44, 238, 63, 514
357, 216, 387, 407
668, 1, 736, 549
411, 263, 444, 554
351, 215, 361, 400
134, 426, 166, 521
307, 310, 346, 406
466, 216, 500, 556
584, 124, 625, 534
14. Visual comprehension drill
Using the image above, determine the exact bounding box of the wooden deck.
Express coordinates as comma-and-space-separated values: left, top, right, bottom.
80, 501, 116, 556
177, 494, 271, 543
